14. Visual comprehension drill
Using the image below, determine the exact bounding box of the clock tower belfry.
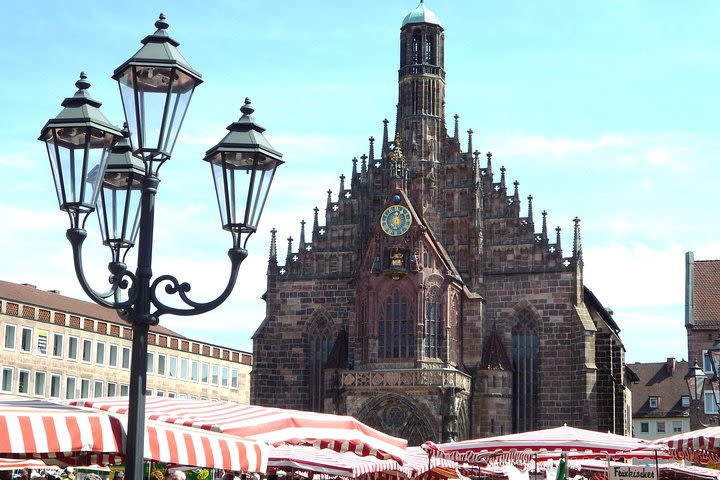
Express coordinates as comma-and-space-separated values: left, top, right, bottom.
397, 0, 445, 208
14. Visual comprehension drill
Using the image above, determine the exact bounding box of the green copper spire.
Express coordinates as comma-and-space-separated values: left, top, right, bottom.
401, 0, 442, 28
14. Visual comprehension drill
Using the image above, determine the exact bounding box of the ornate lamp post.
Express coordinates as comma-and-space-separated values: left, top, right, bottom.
686, 337, 720, 426
39, 15, 283, 480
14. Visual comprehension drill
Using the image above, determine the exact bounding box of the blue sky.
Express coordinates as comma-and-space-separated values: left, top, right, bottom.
1, 1, 719, 364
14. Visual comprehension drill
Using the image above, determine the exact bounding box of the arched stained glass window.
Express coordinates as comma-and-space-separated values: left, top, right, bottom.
425, 289, 442, 358
308, 315, 333, 412
379, 290, 414, 359
512, 310, 538, 432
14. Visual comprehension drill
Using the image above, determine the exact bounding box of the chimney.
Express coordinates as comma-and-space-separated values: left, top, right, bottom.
666, 357, 676, 375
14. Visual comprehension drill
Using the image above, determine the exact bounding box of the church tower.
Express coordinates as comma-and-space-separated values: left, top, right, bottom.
397, 1, 446, 212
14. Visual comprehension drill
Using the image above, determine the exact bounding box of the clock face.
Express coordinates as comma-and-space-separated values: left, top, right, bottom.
380, 205, 412, 236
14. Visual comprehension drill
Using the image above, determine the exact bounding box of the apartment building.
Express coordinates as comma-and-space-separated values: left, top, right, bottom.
0, 280, 251, 402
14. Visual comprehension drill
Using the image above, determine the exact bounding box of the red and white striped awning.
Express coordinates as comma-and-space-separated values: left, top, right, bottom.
268, 446, 457, 479
0, 458, 55, 471
653, 426, 720, 464
423, 426, 650, 463
69, 397, 407, 463
0, 396, 267, 472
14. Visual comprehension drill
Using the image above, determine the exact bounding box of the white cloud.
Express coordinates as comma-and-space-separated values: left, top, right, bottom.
491, 133, 631, 158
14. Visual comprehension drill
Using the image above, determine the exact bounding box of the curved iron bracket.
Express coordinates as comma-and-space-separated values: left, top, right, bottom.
66, 228, 137, 310
149, 248, 248, 318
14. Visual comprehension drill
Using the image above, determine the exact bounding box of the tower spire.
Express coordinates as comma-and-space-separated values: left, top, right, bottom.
542, 210, 548, 241
467, 129, 473, 155
286, 236, 293, 261
313, 206, 319, 233
555, 226, 562, 255
369, 136, 375, 162
454, 114, 459, 141
382, 118, 390, 156
269, 228, 277, 263
299, 220, 306, 250
500, 166, 506, 191
527, 195, 534, 224
573, 217, 583, 259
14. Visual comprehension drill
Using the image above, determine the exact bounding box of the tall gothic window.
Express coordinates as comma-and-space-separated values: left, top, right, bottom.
308, 316, 333, 412
425, 289, 442, 358
512, 310, 539, 432
358, 301, 368, 362
412, 30, 422, 64
379, 290, 414, 359
425, 35, 435, 64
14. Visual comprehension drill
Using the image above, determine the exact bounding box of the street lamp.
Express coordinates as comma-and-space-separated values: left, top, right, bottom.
686, 337, 720, 426
39, 15, 282, 480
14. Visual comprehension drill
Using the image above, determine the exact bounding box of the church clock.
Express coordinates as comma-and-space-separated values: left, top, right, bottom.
380, 205, 412, 236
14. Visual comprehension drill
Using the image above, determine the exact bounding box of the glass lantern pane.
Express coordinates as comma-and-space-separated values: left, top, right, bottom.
160, 71, 195, 156
118, 76, 140, 153
246, 157, 279, 231
45, 140, 64, 208
211, 160, 230, 229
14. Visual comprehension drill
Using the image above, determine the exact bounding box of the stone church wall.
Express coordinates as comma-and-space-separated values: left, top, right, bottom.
482, 269, 595, 428
252, 277, 355, 409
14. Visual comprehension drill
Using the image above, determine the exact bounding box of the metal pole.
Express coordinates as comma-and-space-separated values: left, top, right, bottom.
124, 175, 160, 480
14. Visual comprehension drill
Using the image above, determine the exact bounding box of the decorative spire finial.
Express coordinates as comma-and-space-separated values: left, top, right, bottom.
500, 165, 506, 190
313, 206, 320, 232
299, 220, 306, 250
269, 228, 277, 262
573, 217, 582, 259
382, 118, 390, 155
286, 236, 293, 259
542, 210, 548, 240
486, 151, 493, 176
467, 128, 473, 155
454, 114, 459, 140
527, 195, 534, 223
555, 226, 562, 254
369, 136, 375, 161
513, 180, 519, 198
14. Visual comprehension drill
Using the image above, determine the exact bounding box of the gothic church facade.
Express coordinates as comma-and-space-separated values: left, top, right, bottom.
252, 2, 632, 444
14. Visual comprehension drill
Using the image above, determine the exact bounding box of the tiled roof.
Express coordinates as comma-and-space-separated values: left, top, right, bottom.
0, 279, 183, 338
629, 359, 689, 419
694, 260, 720, 326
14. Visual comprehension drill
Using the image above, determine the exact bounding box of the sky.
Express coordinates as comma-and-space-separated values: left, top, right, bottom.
1, 0, 719, 365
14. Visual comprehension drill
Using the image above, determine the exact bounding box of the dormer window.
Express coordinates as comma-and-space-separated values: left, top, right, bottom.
649, 396, 659, 409
682, 395, 690, 408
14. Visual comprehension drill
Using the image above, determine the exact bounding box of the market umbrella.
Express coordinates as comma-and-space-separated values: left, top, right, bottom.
422, 425, 650, 463
68, 397, 407, 463
267, 445, 457, 479
653, 426, 720, 464
0, 395, 267, 472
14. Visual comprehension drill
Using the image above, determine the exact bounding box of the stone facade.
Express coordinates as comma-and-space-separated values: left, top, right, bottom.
251, 2, 632, 443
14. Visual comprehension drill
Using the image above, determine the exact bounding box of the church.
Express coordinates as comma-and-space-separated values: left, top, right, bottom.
251, 1, 632, 444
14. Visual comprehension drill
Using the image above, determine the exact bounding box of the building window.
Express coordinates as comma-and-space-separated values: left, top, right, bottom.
93, 381, 103, 397
82, 339, 92, 363
212, 365, 219, 385
66, 377, 76, 399
156, 390, 165, 397
80, 379, 90, 398
34, 372, 46, 397
231, 368, 239, 388
52, 333, 63, 358
201, 363, 209, 383
180, 359, 189, 380
3, 324, 16, 350
109, 345, 118, 367
648, 397, 658, 409
672, 420, 682, 433
512, 309, 539, 433
121, 347, 130, 369
95, 342, 105, 365
107, 382, 117, 397
704, 392, 719, 414
167, 392, 176, 398
50, 374, 61, 398
157, 354, 166, 376
18, 369, 30, 394
703, 350, 713, 373
21, 327, 32, 353
120, 384, 129, 396
379, 290, 414, 359
37, 330, 48, 355
411, 29, 421, 64
640, 422, 649, 433
191, 361, 199, 382
147, 352, 154, 374
1, 368, 13, 393
169, 357, 177, 378
68, 336, 78, 360
656, 421, 666, 433
682, 395, 690, 408
146, 388, 153, 395
424, 288, 442, 358
221, 366, 229, 387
